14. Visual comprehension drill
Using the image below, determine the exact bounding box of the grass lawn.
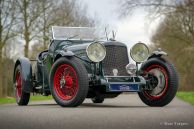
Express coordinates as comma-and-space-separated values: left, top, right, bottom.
176, 91, 194, 105
0, 95, 53, 105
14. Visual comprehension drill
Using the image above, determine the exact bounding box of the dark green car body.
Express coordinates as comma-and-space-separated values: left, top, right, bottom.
13, 27, 178, 107
34, 39, 146, 96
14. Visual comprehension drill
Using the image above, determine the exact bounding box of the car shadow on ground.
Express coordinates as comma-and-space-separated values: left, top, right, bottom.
27, 103, 149, 108
80, 103, 149, 108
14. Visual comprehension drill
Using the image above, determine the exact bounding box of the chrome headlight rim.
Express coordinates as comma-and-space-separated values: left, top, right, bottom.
86, 42, 106, 62
130, 42, 149, 63
126, 63, 137, 75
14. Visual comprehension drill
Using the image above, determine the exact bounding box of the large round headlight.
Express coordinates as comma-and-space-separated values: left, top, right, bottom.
86, 42, 106, 62
130, 42, 149, 62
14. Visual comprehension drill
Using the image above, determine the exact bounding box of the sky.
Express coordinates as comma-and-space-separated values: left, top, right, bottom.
82, 0, 155, 46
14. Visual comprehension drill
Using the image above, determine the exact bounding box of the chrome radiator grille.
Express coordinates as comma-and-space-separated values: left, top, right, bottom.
102, 45, 129, 76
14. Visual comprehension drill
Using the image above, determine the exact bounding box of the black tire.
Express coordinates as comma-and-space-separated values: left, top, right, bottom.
49, 57, 89, 107
14, 65, 30, 106
138, 57, 178, 107
91, 96, 104, 103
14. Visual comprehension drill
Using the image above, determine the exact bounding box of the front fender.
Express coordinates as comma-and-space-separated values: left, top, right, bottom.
13, 57, 32, 93
54, 50, 75, 61
148, 49, 167, 59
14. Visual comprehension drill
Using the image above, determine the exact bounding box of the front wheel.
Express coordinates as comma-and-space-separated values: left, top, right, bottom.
49, 57, 89, 107
138, 57, 178, 107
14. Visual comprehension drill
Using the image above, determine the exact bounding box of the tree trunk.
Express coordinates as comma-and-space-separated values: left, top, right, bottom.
0, 47, 2, 97
24, 30, 29, 57
43, 2, 47, 50
43, 24, 47, 49
23, 0, 29, 57
0, 2, 2, 97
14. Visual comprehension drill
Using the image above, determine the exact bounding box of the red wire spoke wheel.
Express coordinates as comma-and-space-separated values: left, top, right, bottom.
14, 65, 30, 105
138, 58, 178, 107
50, 57, 89, 107
143, 64, 168, 100
15, 70, 22, 100
53, 64, 78, 100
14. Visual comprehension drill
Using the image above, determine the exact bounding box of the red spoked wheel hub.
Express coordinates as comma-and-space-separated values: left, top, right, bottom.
144, 64, 168, 100
15, 71, 22, 99
53, 64, 78, 100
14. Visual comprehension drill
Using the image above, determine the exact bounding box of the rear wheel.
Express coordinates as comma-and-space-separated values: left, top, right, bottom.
138, 57, 178, 107
50, 57, 89, 107
14, 65, 30, 105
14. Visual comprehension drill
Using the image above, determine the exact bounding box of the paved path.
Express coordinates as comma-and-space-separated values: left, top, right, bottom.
0, 94, 193, 129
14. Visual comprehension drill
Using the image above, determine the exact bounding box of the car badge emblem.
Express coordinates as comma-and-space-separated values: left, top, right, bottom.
113, 69, 118, 76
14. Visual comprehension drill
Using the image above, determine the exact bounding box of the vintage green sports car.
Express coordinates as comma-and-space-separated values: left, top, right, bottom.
13, 26, 178, 107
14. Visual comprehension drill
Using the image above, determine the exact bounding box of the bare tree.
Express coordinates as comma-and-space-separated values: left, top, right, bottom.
0, 0, 17, 61
38, 0, 76, 49
0, 0, 18, 97
35, 0, 57, 49
37, 0, 95, 50
16, 0, 53, 57
0, 0, 96, 97
120, 0, 194, 18
16, 0, 95, 53
70, 0, 95, 27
